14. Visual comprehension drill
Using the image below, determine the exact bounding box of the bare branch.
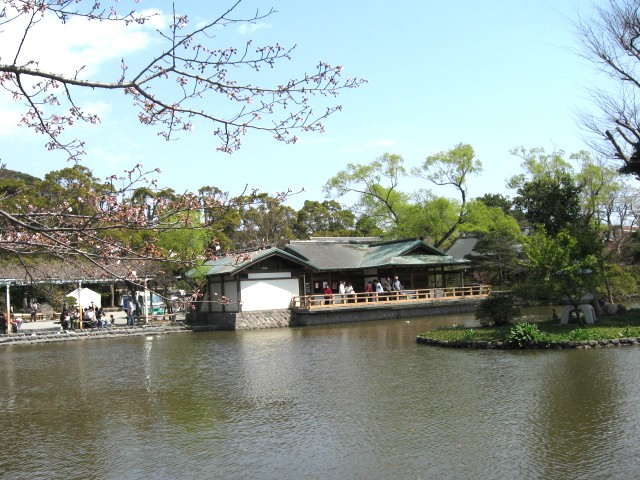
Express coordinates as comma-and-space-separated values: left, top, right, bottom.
0, 1, 365, 160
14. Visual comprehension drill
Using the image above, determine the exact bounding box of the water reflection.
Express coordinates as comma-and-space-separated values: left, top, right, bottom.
2, 312, 640, 479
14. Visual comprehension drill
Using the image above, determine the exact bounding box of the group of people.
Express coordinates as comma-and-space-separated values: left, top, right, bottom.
60, 303, 115, 330
0, 310, 23, 333
366, 276, 403, 298
322, 276, 404, 304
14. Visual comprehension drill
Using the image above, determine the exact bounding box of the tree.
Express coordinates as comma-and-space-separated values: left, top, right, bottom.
197, 185, 242, 252
323, 153, 408, 234
394, 193, 460, 248
514, 174, 584, 236
575, 0, 640, 177
475, 193, 514, 215
293, 200, 356, 239
521, 229, 603, 324
509, 147, 586, 235
232, 193, 297, 248
461, 201, 524, 286
411, 143, 482, 247
0, 1, 364, 159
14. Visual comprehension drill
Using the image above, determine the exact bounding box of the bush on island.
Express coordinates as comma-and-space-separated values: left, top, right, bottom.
475, 294, 521, 327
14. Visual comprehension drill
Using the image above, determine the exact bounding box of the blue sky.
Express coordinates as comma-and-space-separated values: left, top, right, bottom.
0, 0, 601, 209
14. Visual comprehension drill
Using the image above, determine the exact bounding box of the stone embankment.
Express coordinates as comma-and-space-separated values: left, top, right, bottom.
0, 324, 191, 347
416, 336, 640, 349
190, 310, 292, 331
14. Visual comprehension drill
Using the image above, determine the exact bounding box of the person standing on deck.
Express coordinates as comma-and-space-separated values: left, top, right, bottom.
323, 283, 332, 305
391, 276, 402, 299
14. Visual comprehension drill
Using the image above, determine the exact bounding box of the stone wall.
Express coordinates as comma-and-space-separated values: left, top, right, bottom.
191, 301, 478, 330
190, 310, 291, 331
0, 325, 190, 347
291, 301, 477, 327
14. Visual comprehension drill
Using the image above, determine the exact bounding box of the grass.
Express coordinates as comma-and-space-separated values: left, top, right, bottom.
418, 308, 640, 344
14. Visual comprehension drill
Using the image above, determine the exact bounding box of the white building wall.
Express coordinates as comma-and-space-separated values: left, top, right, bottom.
240, 278, 299, 311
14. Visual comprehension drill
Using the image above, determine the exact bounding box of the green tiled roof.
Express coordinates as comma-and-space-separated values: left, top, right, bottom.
192, 238, 470, 278
193, 247, 317, 276
285, 238, 469, 270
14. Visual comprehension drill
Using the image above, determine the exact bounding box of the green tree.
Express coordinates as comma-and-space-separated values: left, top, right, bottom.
39, 165, 109, 213
323, 153, 408, 234
521, 229, 603, 324
461, 201, 524, 286
509, 147, 586, 235
411, 143, 483, 247
394, 193, 460, 247
475, 294, 521, 327
475, 193, 514, 215
353, 216, 385, 237
294, 200, 356, 238
197, 186, 242, 252
233, 194, 297, 248
514, 174, 584, 236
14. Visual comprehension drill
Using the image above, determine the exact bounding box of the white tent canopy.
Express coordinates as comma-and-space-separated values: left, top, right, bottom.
66, 287, 101, 308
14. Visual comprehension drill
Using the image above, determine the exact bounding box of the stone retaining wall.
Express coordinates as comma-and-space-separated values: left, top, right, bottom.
291, 301, 477, 327
0, 325, 191, 347
190, 310, 292, 331
190, 301, 479, 331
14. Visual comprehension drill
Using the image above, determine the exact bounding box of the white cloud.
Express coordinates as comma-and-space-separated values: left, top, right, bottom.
0, 8, 167, 78
237, 22, 271, 35
0, 7, 168, 142
81, 101, 112, 119
0, 100, 23, 138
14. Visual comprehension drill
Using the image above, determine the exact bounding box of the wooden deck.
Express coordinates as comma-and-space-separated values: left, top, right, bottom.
290, 285, 491, 312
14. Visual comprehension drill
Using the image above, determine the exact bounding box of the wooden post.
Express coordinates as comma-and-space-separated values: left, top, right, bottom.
77, 281, 83, 330
5, 283, 11, 335
143, 278, 148, 325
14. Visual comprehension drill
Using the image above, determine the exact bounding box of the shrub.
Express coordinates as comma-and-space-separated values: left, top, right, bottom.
459, 329, 478, 341
475, 294, 521, 326
568, 328, 602, 342
506, 322, 546, 347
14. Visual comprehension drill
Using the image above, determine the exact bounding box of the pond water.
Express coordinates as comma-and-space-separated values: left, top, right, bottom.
2, 310, 640, 479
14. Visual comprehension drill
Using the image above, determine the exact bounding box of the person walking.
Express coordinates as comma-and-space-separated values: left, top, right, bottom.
127, 300, 136, 326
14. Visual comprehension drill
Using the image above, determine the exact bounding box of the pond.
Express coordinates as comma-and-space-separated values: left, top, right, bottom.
1, 311, 640, 479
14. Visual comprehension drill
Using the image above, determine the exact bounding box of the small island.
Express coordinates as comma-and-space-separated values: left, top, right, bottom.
417, 307, 640, 349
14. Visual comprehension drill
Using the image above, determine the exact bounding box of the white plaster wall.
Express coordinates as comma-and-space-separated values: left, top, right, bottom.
240, 278, 299, 311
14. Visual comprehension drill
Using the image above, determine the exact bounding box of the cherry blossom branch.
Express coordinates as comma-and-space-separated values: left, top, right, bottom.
0, 0, 365, 160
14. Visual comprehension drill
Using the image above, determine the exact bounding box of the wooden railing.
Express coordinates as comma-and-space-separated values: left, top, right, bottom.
290, 284, 491, 310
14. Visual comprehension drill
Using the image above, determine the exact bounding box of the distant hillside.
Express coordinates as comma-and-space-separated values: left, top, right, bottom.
0, 167, 41, 184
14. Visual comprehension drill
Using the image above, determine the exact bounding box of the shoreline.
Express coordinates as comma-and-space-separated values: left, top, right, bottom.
0, 323, 192, 347
1, 311, 191, 347
416, 335, 640, 349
